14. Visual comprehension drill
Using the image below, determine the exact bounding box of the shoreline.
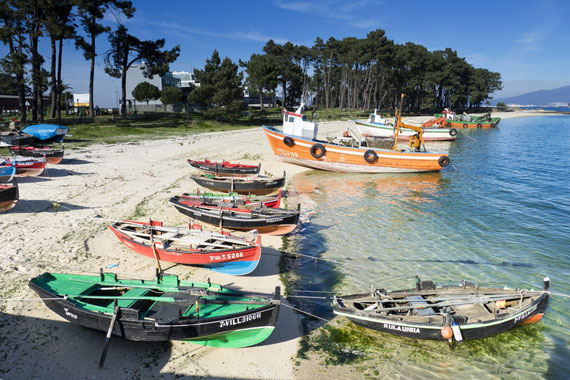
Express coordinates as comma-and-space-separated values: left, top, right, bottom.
0, 109, 564, 378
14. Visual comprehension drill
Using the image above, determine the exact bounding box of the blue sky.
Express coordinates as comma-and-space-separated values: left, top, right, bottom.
3, 0, 569, 108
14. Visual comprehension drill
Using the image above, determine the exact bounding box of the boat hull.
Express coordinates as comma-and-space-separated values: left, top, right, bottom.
263, 126, 448, 173
29, 273, 280, 346
188, 159, 260, 177
354, 121, 457, 141
9, 146, 64, 164
108, 221, 262, 276
0, 182, 18, 212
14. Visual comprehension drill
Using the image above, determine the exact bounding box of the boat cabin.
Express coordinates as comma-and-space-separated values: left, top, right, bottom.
368, 109, 387, 125
282, 104, 318, 140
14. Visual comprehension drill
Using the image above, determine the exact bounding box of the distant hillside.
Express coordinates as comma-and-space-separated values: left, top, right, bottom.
493, 85, 570, 106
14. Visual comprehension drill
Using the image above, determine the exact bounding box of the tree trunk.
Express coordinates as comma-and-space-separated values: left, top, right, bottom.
121, 67, 127, 118
50, 37, 57, 119
259, 92, 263, 111
56, 38, 63, 120
89, 14, 96, 122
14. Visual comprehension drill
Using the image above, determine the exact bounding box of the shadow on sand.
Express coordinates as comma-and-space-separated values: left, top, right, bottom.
7, 200, 90, 214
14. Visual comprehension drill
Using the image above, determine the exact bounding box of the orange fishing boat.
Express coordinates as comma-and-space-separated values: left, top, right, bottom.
264, 95, 450, 173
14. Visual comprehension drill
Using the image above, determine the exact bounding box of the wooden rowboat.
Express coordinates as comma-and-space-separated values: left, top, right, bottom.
108, 220, 262, 275
436, 109, 501, 129
180, 189, 282, 208
0, 179, 18, 212
9, 144, 64, 164
0, 156, 46, 177
333, 277, 550, 342
188, 159, 261, 176
29, 271, 280, 347
191, 173, 286, 195
169, 196, 299, 235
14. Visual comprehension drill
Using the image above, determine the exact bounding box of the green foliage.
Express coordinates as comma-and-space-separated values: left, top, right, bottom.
190, 50, 244, 119
496, 101, 507, 107
104, 24, 180, 116
132, 81, 160, 104
160, 86, 182, 105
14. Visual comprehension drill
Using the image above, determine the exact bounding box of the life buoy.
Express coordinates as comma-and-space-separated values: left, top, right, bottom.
438, 156, 450, 167
477, 124, 482, 128
364, 150, 378, 163
310, 143, 326, 158
283, 136, 295, 147
462, 124, 468, 128
449, 128, 458, 137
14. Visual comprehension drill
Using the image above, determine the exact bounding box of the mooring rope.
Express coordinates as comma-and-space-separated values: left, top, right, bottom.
281, 301, 331, 322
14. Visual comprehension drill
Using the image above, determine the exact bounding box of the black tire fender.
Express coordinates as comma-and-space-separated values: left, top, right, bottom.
477, 124, 482, 128
364, 149, 378, 163
449, 128, 458, 137
463, 124, 468, 128
310, 143, 326, 158
438, 156, 450, 167
446, 121, 452, 127
283, 136, 295, 147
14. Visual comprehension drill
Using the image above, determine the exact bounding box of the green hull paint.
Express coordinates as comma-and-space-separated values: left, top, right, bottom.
185, 326, 275, 348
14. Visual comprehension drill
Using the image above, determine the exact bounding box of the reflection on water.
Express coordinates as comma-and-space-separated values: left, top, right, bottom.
289, 116, 570, 378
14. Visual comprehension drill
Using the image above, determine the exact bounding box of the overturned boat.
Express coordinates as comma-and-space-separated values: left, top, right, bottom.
29, 270, 281, 347
108, 220, 262, 276
333, 277, 550, 342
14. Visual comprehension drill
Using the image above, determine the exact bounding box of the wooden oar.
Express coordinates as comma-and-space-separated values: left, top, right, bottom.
365, 292, 535, 305
99, 303, 119, 368
354, 294, 539, 313
149, 220, 162, 273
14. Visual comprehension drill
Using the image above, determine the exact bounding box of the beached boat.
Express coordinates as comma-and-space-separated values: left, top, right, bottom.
191, 173, 286, 195
180, 189, 282, 209
333, 277, 550, 342
264, 101, 450, 173
9, 145, 64, 164
188, 159, 261, 177
1, 156, 46, 177
169, 196, 299, 235
0, 179, 18, 212
0, 132, 35, 147
354, 110, 457, 141
436, 109, 501, 128
29, 271, 281, 347
0, 160, 16, 183
108, 220, 262, 275
21, 123, 69, 142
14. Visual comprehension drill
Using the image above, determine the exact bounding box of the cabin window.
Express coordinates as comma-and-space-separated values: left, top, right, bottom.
289, 117, 294, 122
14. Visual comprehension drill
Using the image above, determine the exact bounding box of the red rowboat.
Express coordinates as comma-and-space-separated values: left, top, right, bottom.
108, 220, 262, 275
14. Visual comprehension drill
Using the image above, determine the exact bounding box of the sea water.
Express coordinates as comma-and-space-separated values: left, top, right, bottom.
288, 115, 570, 378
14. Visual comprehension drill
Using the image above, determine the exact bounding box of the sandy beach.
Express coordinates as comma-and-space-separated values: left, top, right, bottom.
0, 109, 562, 379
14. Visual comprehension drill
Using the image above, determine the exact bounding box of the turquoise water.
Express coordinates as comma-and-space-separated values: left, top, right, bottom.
289, 116, 570, 378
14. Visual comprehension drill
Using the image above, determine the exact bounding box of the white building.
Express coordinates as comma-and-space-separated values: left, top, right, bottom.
172, 71, 200, 88
125, 63, 180, 106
